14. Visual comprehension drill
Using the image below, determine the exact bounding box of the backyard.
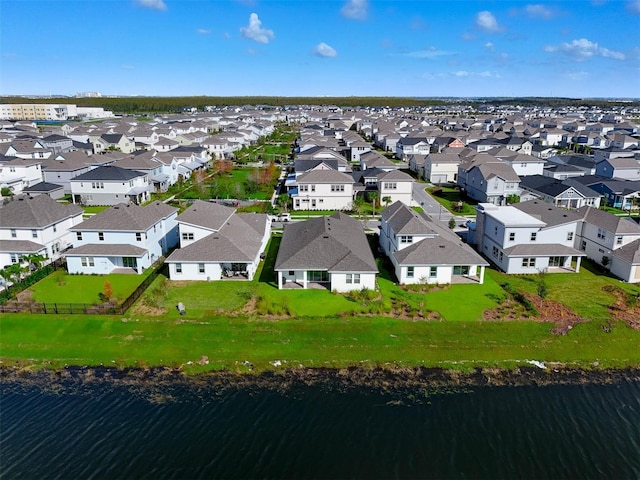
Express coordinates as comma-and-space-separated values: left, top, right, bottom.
426, 185, 477, 216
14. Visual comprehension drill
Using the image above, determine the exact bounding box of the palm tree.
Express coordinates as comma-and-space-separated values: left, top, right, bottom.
368, 191, 379, 219
352, 195, 365, 220
382, 196, 392, 208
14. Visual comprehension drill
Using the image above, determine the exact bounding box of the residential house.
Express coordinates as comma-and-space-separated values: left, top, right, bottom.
40, 151, 113, 194
463, 162, 521, 205
274, 212, 378, 291
585, 180, 640, 210
610, 239, 640, 283
575, 205, 640, 268
0, 195, 83, 268
474, 200, 585, 274
66, 202, 179, 275
70, 165, 149, 206
395, 137, 430, 161
91, 134, 135, 154
423, 153, 460, 184
292, 170, 355, 211
0, 156, 43, 195
519, 175, 601, 209
22, 181, 65, 200
379, 201, 488, 284
165, 200, 270, 281
595, 157, 640, 181
376, 170, 414, 206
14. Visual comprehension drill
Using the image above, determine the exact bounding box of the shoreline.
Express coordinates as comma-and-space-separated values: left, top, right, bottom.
2, 365, 640, 398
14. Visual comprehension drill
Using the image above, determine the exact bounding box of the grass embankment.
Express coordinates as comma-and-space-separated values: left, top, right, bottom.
426, 186, 477, 216
2, 250, 640, 374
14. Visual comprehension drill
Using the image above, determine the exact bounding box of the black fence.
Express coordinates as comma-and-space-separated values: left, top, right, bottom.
0, 262, 168, 315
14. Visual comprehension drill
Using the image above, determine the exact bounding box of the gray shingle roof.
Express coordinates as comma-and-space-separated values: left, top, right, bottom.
65, 243, 147, 256
274, 212, 377, 272
71, 202, 177, 232
575, 206, 640, 235
394, 235, 488, 266
0, 239, 46, 253
380, 201, 438, 236
513, 200, 582, 228
166, 213, 268, 263
612, 238, 640, 265
0, 195, 82, 228
72, 165, 145, 181
503, 244, 585, 256
296, 170, 354, 184
175, 200, 236, 232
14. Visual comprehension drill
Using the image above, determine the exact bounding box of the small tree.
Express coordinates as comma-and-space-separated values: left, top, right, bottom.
368, 191, 379, 218
536, 271, 548, 299
382, 196, 392, 208
99, 280, 113, 302
277, 193, 290, 213
351, 195, 365, 220
1, 187, 14, 198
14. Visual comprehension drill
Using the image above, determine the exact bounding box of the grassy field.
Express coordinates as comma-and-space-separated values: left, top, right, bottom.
1, 313, 639, 373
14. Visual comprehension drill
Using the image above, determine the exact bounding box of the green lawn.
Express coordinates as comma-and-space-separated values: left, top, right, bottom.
2, 313, 639, 373
486, 261, 640, 320
28, 270, 153, 304
426, 186, 477, 216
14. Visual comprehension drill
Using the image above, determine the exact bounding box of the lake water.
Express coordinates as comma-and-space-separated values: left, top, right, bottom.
1, 378, 639, 479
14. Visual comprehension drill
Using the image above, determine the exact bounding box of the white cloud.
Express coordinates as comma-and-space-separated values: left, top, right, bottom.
135, 0, 167, 11
240, 13, 274, 44
196, 28, 211, 35
403, 47, 455, 59
485, 42, 495, 50
565, 71, 590, 81
453, 71, 469, 77
545, 38, 625, 61
313, 42, 337, 58
627, 0, 640, 14
476, 11, 501, 32
426, 70, 500, 80
341, 0, 368, 20
524, 4, 554, 18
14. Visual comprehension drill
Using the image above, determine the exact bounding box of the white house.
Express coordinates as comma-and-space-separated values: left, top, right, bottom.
274, 212, 378, 292
292, 170, 355, 211
165, 200, 270, 281
575, 205, 640, 268
0, 195, 83, 268
65, 202, 179, 275
423, 153, 460, 184
474, 200, 585, 274
0, 157, 43, 195
376, 170, 414, 206
380, 201, 488, 285
70, 165, 149, 206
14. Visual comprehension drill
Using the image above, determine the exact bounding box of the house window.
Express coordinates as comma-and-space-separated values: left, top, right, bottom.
300, 185, 308, 192
530, 232, 537, 242
429, 266, 437, 278
53, 224, 57, 233
616, 236, 623, 245
492, 246, 499, 258
32, 230, 37, 238
581, 240, 587, 251
330, 184, 345, 192
597, 228, 606, 239
81, 257, 95, 267
136, 233, 142, 242
509, 232, 515, 241
10, 229, 16, 238
311, 185, 315, 192
182, 232, 194, 241
522, 258, 536, 268
346, 273, 361, 284
567, 232, 574, 241
198, 263, 205, 274
10, 253, 20, 264
384, 183, 397, 190
400, 235, 413, 244
407, 267, 414, 278
494, 226, 498, 235
76, 232, 83, 241
175, 263, 182, 273
98, 232, 104, 241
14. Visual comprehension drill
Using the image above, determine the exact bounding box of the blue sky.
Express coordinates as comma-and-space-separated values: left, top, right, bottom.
1, 0, 639, 98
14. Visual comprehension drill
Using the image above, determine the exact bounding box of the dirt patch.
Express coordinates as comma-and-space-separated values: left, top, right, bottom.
483, 294, 583, 335
603, 285, 640, 330
130, 303, 167, 316
15, 289, 34, 302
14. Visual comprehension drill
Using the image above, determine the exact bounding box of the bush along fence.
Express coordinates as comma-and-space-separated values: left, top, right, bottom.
0, 257, 67, 304
0, 262, 168, 315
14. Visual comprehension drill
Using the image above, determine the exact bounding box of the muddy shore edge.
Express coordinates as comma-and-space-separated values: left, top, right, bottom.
2, 365, 640, 399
